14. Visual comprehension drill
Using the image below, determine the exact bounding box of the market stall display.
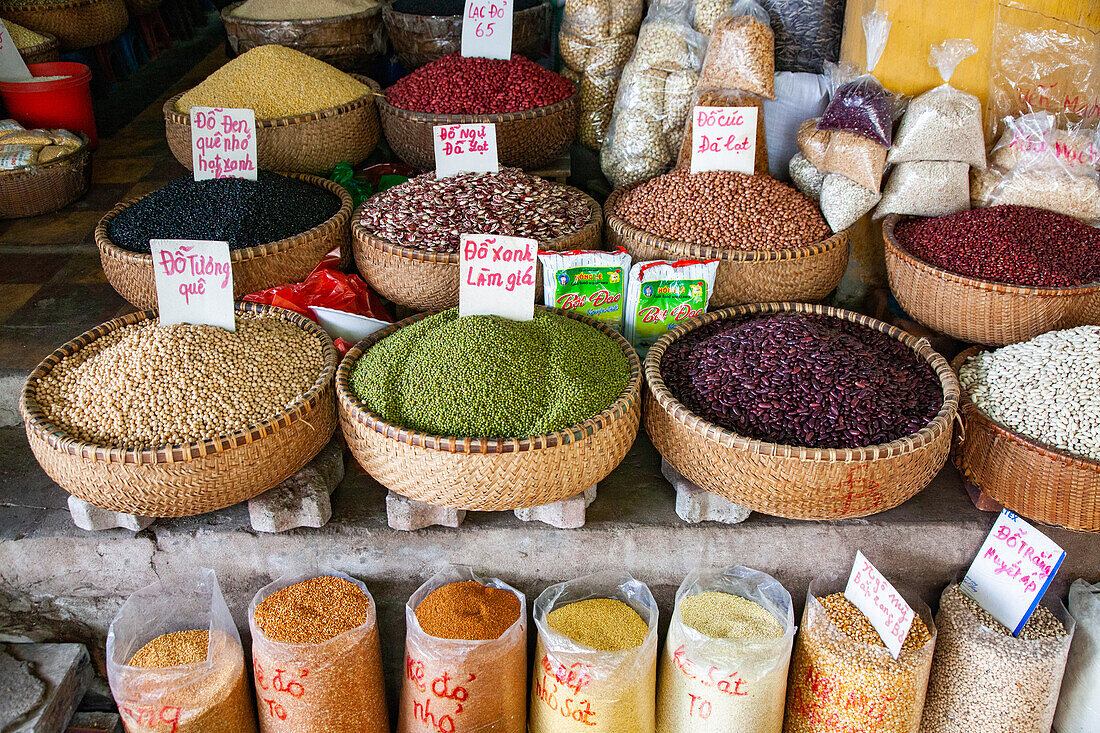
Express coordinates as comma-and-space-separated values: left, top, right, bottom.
0, 0, 128, 51
3, 19, 60, 63
0, 123, 89, 218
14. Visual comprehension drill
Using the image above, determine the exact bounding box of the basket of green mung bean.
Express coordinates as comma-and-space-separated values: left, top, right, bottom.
335, 307, 643, 510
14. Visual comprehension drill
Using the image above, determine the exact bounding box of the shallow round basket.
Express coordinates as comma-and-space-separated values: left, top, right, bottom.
18, 31, 62, 64
1, 0, 128, 51
382, 0, 551, 70
952, 346, 1099, 532
605, 188, 850, 309
20, 303, 339, 517
336, 307, 642, 510
0, 135, 91, 219
351, 189, 602, 311
164, 76, 381, 175
884, 214, 1100, 347
378, 91, 579, 171
645, 302, 961, 520
95, 173, 353, 310
222, 2, 385, 71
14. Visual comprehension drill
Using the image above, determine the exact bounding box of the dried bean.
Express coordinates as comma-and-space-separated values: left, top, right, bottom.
818, 173, 878, 232
698, 5, 776, 99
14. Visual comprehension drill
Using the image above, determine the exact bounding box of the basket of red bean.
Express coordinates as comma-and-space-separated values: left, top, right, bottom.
605, 170, 850, 309
645, 302, 960, 520
884, 207, 1100, 346
378, 53, 579, 171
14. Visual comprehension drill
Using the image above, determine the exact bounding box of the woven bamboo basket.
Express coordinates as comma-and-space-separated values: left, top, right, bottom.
337, 307, 642, 510
884, 215, 1100, 346
645, 302, 961, 520
123, 0, 160, 16
952, 346, 1100, 532
0, 135, 91, 219
95, 173, 353, 310
222, 2, 385, 71
0, 0, 128, 51
351, 189, 602, 311
164, 76, 382, 175
17, 31, 61, 64
378, 90, 579, 171
605, 188, 850, 309
382, 0, 551, 70
20, 303, 339, 517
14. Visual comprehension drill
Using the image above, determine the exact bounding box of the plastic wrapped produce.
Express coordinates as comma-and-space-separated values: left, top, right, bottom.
819, 11, 898, 147
874, 161, 970, 219
989, 113, 1100, 176
919, 583, 1074, 733
677, 89, 769, 174
1054, 580, 1100, 733
698, 0, 775, 99
789, 153, 825, 199
763, 71, 829, 179
988, 158, 1100, 227
758, 0, 845, 74
656, 567, 795, 733
819, 173, 879, 232
796, 118, 829, 168
822, 129, 887, 192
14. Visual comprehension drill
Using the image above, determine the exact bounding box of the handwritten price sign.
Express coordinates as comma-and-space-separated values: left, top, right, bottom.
961, 509, 1066, 636
190, 107, 258, 181
150, 239, 235, 331
461, 0, 513, 60
690, 106, 758, 175
459, 234, 536, 320
534, 654, 597, 727
0, 22, 31, 82
844, 551, 915, 659
434, 123, 499, 177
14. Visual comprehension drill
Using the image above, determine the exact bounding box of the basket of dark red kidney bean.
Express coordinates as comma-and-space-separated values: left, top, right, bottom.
884, 206, 1100, 347
377, 52, 579, 170
643, 302, 960, 520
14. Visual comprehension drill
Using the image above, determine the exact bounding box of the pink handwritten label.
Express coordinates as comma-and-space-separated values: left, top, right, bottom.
434, 123, 498, 177
150, 239, 235, 331
1014, 83, 1100, 124
190, 107, 257, 181
690, 106, 758, 175
254, 660, 310, 723
844, 551, 914, 659
459, 233, 536, 320
534, 655, 597, 727
461, 0, 513, 60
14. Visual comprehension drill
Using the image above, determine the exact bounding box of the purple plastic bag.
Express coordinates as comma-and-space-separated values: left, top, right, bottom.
819, 11, 895, 146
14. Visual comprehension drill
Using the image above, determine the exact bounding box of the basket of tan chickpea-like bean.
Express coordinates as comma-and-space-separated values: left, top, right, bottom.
20, 303, 339, 517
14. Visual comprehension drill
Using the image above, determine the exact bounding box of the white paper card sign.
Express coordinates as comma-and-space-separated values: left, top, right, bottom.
690, 106, 759, 175
150, 239, 236, 331
190, 107, 258, 181
961, 509, 1066, 636
461, 0, 513, 60
0, 22, 32, 82
844, 551, 916, 659
459, 233, 536, 321
434, 123, 499, 177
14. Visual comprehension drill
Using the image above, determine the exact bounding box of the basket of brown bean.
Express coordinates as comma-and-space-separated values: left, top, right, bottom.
644, 302, 960, 520
0, 0, 128, 51
95, 172, 353, 310
20, 303, 339, 517
884, 210, 1100, 347
352, 168, 602, 311
0, 132, 91, 220
605, 171, 850, 309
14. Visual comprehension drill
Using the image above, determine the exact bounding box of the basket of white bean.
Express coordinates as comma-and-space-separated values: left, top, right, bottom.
952, 327, 1100, 532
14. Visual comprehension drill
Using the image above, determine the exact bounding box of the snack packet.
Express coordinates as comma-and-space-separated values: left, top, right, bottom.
625, 259, 719, 353
539, 248, 631, 331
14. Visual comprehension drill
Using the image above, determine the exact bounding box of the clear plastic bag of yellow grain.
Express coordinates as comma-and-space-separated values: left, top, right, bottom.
784, 574, 936, 733
106, 568, 257, 733
656, 566, 795, 733
529, 571, 659, 733
248, 569, 388, 733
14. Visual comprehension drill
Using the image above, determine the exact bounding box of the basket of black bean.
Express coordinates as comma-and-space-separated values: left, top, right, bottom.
352, 168, 601, 310
335, 306, 642, 510
644, 302, 960, 520
20, 303, 338, 517
95, 171, 352, 310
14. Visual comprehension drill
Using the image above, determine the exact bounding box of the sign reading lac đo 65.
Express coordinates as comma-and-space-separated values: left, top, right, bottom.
190, 107, 258, 181
461, 0, 513, 60
150, 239, 236, 331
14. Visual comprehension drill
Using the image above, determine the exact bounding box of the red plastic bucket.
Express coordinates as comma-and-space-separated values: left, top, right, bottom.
0, 62, 97, 147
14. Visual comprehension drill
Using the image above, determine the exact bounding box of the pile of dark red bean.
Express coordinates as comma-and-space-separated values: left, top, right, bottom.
385, 53, 575, 115
660, 313, 943, 449
894, 205, 1100, 287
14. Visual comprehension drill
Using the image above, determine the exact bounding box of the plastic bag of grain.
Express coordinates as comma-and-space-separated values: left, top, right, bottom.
698, 0, 776, 98
988, 153, 1100, 227
656, 566, 795, 733
819, 11, 899, 147
107, 568, 257, 733
529, 571, 659, 733
874, 161, 970, 219
822, 128, 887, 192
1053, 580, 1100, 733
398, 565, 527, 733
763, 71, 829, 179
795, 118, 830, 169
249, 570, 388, 733
819, 173, 879, 232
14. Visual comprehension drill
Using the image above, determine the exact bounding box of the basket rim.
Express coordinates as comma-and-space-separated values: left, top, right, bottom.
164, 75, 380, 128
2, 0, 110, 10
644, 302, 961, 461
350, 185, 602, 265
335, 306, 643, 454
382, 0, 549, 23
0, 131, 90, 180
20, 302, 339, 465
221, 0, 381, 25
605, 187, 850, 263
93, 172, 353, 268
952, 345, 1100, 474
376, 86, 578, 125
883, 214, 1100, 296
15, 29, 61, 55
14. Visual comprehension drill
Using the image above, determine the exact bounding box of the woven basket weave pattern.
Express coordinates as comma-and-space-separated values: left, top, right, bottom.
2, 0, 128, 50
604, 188, 850, 309
0, 143, 90, 219
18, 32, 61, 64
336, 307, 642, 510
222, 2, 385, 70
884, 215, 1100, 347
951, 347, 1099, 532
95, 173, 353, 310
644, 302, 960, 520
20, 303, 338, 517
